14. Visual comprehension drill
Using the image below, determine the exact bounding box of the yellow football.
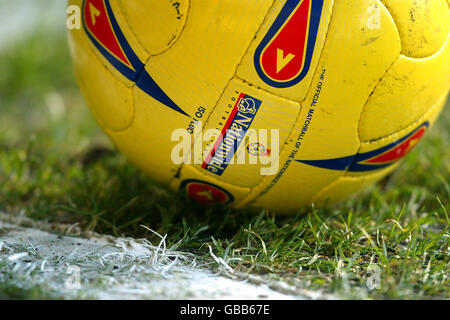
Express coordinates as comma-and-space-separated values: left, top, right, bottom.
68, 0, 450, 213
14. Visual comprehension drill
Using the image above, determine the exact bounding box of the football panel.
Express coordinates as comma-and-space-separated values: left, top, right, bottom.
235, 0, 402, 212
109, 0, 151, 62
143, 0, 274, 121
105, 86, 193, 185
182, 77, 301, 189
313, 93, 447, 204
77, 0, 150, 84
350, 92, 447, 176
359, 37, 450, 142
68, 5, 134, 132
236, 0, 334, 101
311, 166, 396, 205
115, 0, 189, 55
380, 0, 450, 58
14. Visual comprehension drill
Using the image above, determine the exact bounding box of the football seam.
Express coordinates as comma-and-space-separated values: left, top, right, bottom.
360, 89, 448, 146
114, 1, 150, 57
147, 0, 192, 57
358, 35, 450, 144
116, 0, 191, 57
312, 89, 447, 204
379, 0, 450, 59
197, 0, 278, 132
357, 0, 401, 144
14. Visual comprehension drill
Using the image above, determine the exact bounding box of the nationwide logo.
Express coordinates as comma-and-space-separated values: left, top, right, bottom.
181, 180, 234, 205
82, 0, 188, 116
254, 0, 325, 88
202, 93, 262, 176
296, 122, 429, 172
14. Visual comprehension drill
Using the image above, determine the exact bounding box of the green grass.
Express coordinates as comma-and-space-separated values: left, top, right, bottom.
0, 30, 449, 300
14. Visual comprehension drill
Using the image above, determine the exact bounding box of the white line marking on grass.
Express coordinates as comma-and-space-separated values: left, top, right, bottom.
0, 221, 320, 300
0, 212, 336, 300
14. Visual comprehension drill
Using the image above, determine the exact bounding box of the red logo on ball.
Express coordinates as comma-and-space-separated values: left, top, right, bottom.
181, 180, 234, 205
83, 0, 133, 68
